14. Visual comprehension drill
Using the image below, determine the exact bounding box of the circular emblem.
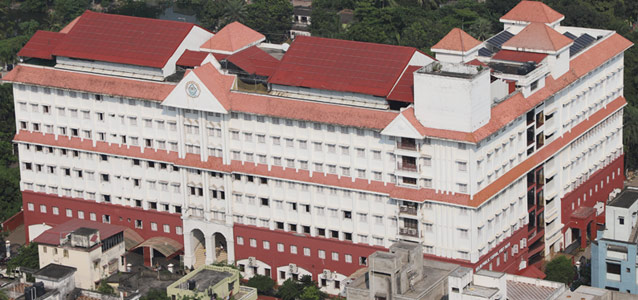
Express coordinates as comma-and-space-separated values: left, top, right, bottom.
185, 81, 201, 98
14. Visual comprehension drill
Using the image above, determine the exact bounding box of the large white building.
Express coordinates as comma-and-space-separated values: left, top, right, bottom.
5, 1, 632, 295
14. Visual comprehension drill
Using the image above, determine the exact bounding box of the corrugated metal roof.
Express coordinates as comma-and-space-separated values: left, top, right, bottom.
268, 36, 417, 97
387, 65, 421, 103
17, 30, 65, 60
176, 50, 208, 67
227, 46, 280, 77
52, 10, 194, 68
507, 280, 558, 300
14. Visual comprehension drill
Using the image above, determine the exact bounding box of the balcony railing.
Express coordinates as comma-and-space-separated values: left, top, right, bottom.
399, 227, 419, 237
397, 162, 418, 172
399, 206, 418, 215
397, 142, 417, 151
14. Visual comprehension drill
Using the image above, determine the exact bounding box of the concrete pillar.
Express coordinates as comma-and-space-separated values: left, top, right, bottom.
205, 234, 215, 265
183, 229, 194, 268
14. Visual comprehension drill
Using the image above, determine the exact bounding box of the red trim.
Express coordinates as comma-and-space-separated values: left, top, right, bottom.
234, 223, 529, 280
22, 191, 183, 244
2, 210, 24, 232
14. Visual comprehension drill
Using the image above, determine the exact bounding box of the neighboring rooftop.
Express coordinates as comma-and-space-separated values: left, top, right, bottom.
507, 280, 561, 300
177, 50, 209, 67
200, 22, 265, 54
188, 269, 233, 290
269, 35, 423, 97
607, 188, 638, 208
226, 46, 280, 77
17, 30, 64, 60
52, 10, 195, 68
387, 65, 421, 103
33, 219, 125, 246
432, 28, 482, 52
501, 0, 564, 24
33, 264, 76, 281
503, 22, 573, 52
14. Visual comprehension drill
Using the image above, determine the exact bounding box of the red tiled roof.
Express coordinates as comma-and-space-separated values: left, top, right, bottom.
466, 59, 487, 67
516, 265, 546, 279
227, 46, 280, 77
59, 16, 81, 34
200, 22, 265, 53
176, 50, 208, 67
17, 30, 65, 60
33, 219, 125, 246
492, 49, 547, 63
503, 22, 572, 52
269, 36, 418, 97
2, 65, 175, 102
192, 63, 234, 110
432, 28, 482, 52
501, 1, 564, 24
52, 10, 195, 68
387, 65, 421, 103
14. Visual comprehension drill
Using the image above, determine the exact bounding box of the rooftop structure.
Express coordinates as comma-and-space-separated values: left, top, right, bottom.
167, 265, 256, 300
592, 186, 638, 294
6, 2, 632, 295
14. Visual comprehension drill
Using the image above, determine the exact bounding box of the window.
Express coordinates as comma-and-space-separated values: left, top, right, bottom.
457, 161, 467, 171
332, 252, 339, 261
277, 243, 284, 252
304, 247, 311, 256
249, 239, 257, 247
607, 262, 621, 275
345, 254, 352, 263
163, 224, 170, 233
457, 183, 468, 193
263, 241, 270, 249
135, 220, 143, 229
66, 209, 72, 217
290, 245, 298, 254
619, 217, 624, 225
52, 207, 59, 215
318, 250, 326, 259
237, 237, 244, 245
90, 213, 96, 221
40, 205, 47, 213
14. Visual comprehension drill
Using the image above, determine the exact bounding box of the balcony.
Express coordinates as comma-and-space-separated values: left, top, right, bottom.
399, 227, 419, 237
399, 205, 418, 215
397, 142, 417, 151
397, 162, 418, 172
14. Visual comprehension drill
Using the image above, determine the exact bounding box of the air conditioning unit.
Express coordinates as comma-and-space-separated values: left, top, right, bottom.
322, 269, 331, 279
248, 256, 256, 266
289, 263, 298, 274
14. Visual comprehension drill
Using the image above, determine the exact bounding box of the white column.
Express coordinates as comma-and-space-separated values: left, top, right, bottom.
183, 227, 194, 268
205, 234, 215, 265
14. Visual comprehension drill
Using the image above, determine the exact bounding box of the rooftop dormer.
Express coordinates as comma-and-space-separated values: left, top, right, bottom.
431, 28, 482, 63
500, 0, 565, 34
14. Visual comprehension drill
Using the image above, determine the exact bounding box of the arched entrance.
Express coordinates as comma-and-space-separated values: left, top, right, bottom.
191, 229, 206, 268
213, 232, 227, 263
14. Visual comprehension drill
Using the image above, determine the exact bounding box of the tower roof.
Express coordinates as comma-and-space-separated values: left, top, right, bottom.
432, 28, 482, 52
501, 1, 564, 24
200, 22, 265, 53
503, 22, 572, 52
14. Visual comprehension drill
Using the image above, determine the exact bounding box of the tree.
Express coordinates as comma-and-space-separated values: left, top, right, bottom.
245, 274, 276, 295
7, 243, 39, 272
545, 255, 576, 285
218, 0, 248, 28
244, 0, 293, 43
96, 280, 116, 295
299, 285, 322, 300
276, 278, 302, 300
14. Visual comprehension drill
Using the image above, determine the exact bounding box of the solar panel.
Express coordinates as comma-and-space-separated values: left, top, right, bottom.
478, 47, 493, 57
570, 33, 596, 56
563, 31, 577, 40
486, 31, 515, 48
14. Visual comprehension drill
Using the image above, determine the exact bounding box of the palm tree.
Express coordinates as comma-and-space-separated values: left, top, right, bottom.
218, 0, 248, 28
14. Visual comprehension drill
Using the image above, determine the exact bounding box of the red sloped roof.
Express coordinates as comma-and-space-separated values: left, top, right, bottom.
501, 1, 564, 23
227, 46, 280, 77
52, 10, 195, 68
17, 30, 65, 60
200, 22, 265, 53
503, 22, 572, 52
492, 49, 548, 63
269, 36, 417, 97
33, 219, 125, 246
515, 265, 546, 279
387, 65, 421, 103
2, 65, 175, 102
192, 63, 234, 110
176, 50, 209, 67
432, 28, 481, 52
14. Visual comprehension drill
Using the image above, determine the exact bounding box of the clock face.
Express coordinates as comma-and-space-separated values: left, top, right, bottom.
185, 81, 201, 98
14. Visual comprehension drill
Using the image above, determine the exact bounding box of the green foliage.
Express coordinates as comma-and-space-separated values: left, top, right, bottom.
7, 243, 39, 272
244, 0, 293, 43
299, 285, 322, 300
109, 0, 165, 18
140, 289, 170, 300
96, 280, 116, 295
245, 274, 276, 295
276, 275, 326, 300
545, 255, 576, 285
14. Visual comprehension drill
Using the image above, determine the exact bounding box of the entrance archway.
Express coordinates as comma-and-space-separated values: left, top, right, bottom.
191, 229, 206, 268
213, 232, 227, 263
